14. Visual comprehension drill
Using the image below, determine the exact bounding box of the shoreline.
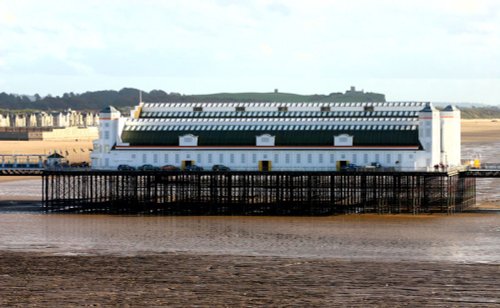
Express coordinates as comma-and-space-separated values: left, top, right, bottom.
1, 199, 498, 213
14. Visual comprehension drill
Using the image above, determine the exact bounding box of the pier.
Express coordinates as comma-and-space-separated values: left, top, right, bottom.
40, 170, 477, 215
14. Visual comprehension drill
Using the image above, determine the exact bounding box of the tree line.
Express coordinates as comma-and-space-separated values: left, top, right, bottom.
0, 88, 498, 118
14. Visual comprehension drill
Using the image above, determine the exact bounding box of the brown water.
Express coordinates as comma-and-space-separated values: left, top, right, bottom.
0, 142, 498, 263
0, 214, 498, 262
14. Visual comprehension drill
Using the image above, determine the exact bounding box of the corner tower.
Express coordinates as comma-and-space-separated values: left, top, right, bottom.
418, 103, 441, 168
90, 106, 123, 169
440, 105, 461, 166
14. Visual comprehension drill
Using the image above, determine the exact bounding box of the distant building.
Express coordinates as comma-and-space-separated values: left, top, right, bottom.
0, 110, 99, 129
0, 114, 10, 127
346, 86, 363, 94
91, 101, 461, 171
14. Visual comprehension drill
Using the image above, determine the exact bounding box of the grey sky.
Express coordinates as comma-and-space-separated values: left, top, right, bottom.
1, 0, 499, 103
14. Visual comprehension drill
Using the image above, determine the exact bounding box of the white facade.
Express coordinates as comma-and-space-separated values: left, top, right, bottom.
95, 148, 421, 171
91, 101, 461, 171
0, 114, 9, 127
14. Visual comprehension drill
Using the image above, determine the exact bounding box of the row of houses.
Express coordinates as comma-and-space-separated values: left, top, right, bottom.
0, 110, 99, 128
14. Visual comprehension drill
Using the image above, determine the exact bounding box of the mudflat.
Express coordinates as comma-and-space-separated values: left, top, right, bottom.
0, 251, 498, 307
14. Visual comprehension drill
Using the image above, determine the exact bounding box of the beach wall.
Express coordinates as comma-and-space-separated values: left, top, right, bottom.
42, 127, 98, 141
0, 131, 43, 140
0, 127, 98, 141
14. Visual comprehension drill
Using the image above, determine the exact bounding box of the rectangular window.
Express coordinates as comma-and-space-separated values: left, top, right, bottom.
274, 153, 279, 164
397, 154, 402, 164
364, 153, 368, 164
278, 106, 288, 112
352, 154, 357, 164
230, 154, 235, 164
131, 154, 136, 160
364, 106, 374, 112
208, 153, 213, 164
330, 154, 335, 164
252, 154, 257, 163
296, 154, 301, 164
241, 153, 245, 164
219, 153, 224, 163
142, 153, 147, 164
321, 106, 331, 112
153, 153, 158, 164
375, 153, 380, 163
197, 153, 202, 164
164, 154, 168, 163
193, 107, 203, 112
285, 154, 290, 164
318, 153, 323, 164
307, 153, 312, 164
104, 131, 110, 140
175, 154, 180, 163
386, 154, 391, 164
236, 106, 245, 112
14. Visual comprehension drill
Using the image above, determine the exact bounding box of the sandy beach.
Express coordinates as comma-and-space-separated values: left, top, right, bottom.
0, 140, 92, 163
461, 119, 500, 143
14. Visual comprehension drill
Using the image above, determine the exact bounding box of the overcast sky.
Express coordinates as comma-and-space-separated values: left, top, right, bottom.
1, 0, 499, 104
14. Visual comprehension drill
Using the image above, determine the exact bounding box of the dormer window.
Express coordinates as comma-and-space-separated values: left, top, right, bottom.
334, 134, 353, 146
179, 134, 198, 146
256, 134, 275, 146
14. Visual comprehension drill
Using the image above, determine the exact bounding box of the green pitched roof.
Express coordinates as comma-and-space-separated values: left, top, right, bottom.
121, 130, 420, 147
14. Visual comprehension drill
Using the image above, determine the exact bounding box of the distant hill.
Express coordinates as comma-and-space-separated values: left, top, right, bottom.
195, 89, 385, 103
0, 87, 385, 111
460, 106, 500, 119
1, 88, 498, 118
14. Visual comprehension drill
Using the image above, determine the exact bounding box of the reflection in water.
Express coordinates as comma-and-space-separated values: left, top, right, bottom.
0, 214, 498, 262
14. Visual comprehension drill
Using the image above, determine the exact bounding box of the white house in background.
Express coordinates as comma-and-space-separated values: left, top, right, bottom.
91, 101, 461, 171
0, 114, 10, 127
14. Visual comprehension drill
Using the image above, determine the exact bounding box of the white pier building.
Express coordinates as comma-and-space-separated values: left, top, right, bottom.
91, 101, 460, 171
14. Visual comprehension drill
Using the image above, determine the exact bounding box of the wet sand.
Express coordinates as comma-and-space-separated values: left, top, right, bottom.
1, 251, 498, 307
0, 213, 498, 306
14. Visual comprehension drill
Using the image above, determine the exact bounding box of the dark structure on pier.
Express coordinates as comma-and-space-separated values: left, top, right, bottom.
41, 170, 476, 215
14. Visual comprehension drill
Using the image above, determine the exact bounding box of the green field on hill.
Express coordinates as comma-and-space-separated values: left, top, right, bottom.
194, 91, 385, 102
